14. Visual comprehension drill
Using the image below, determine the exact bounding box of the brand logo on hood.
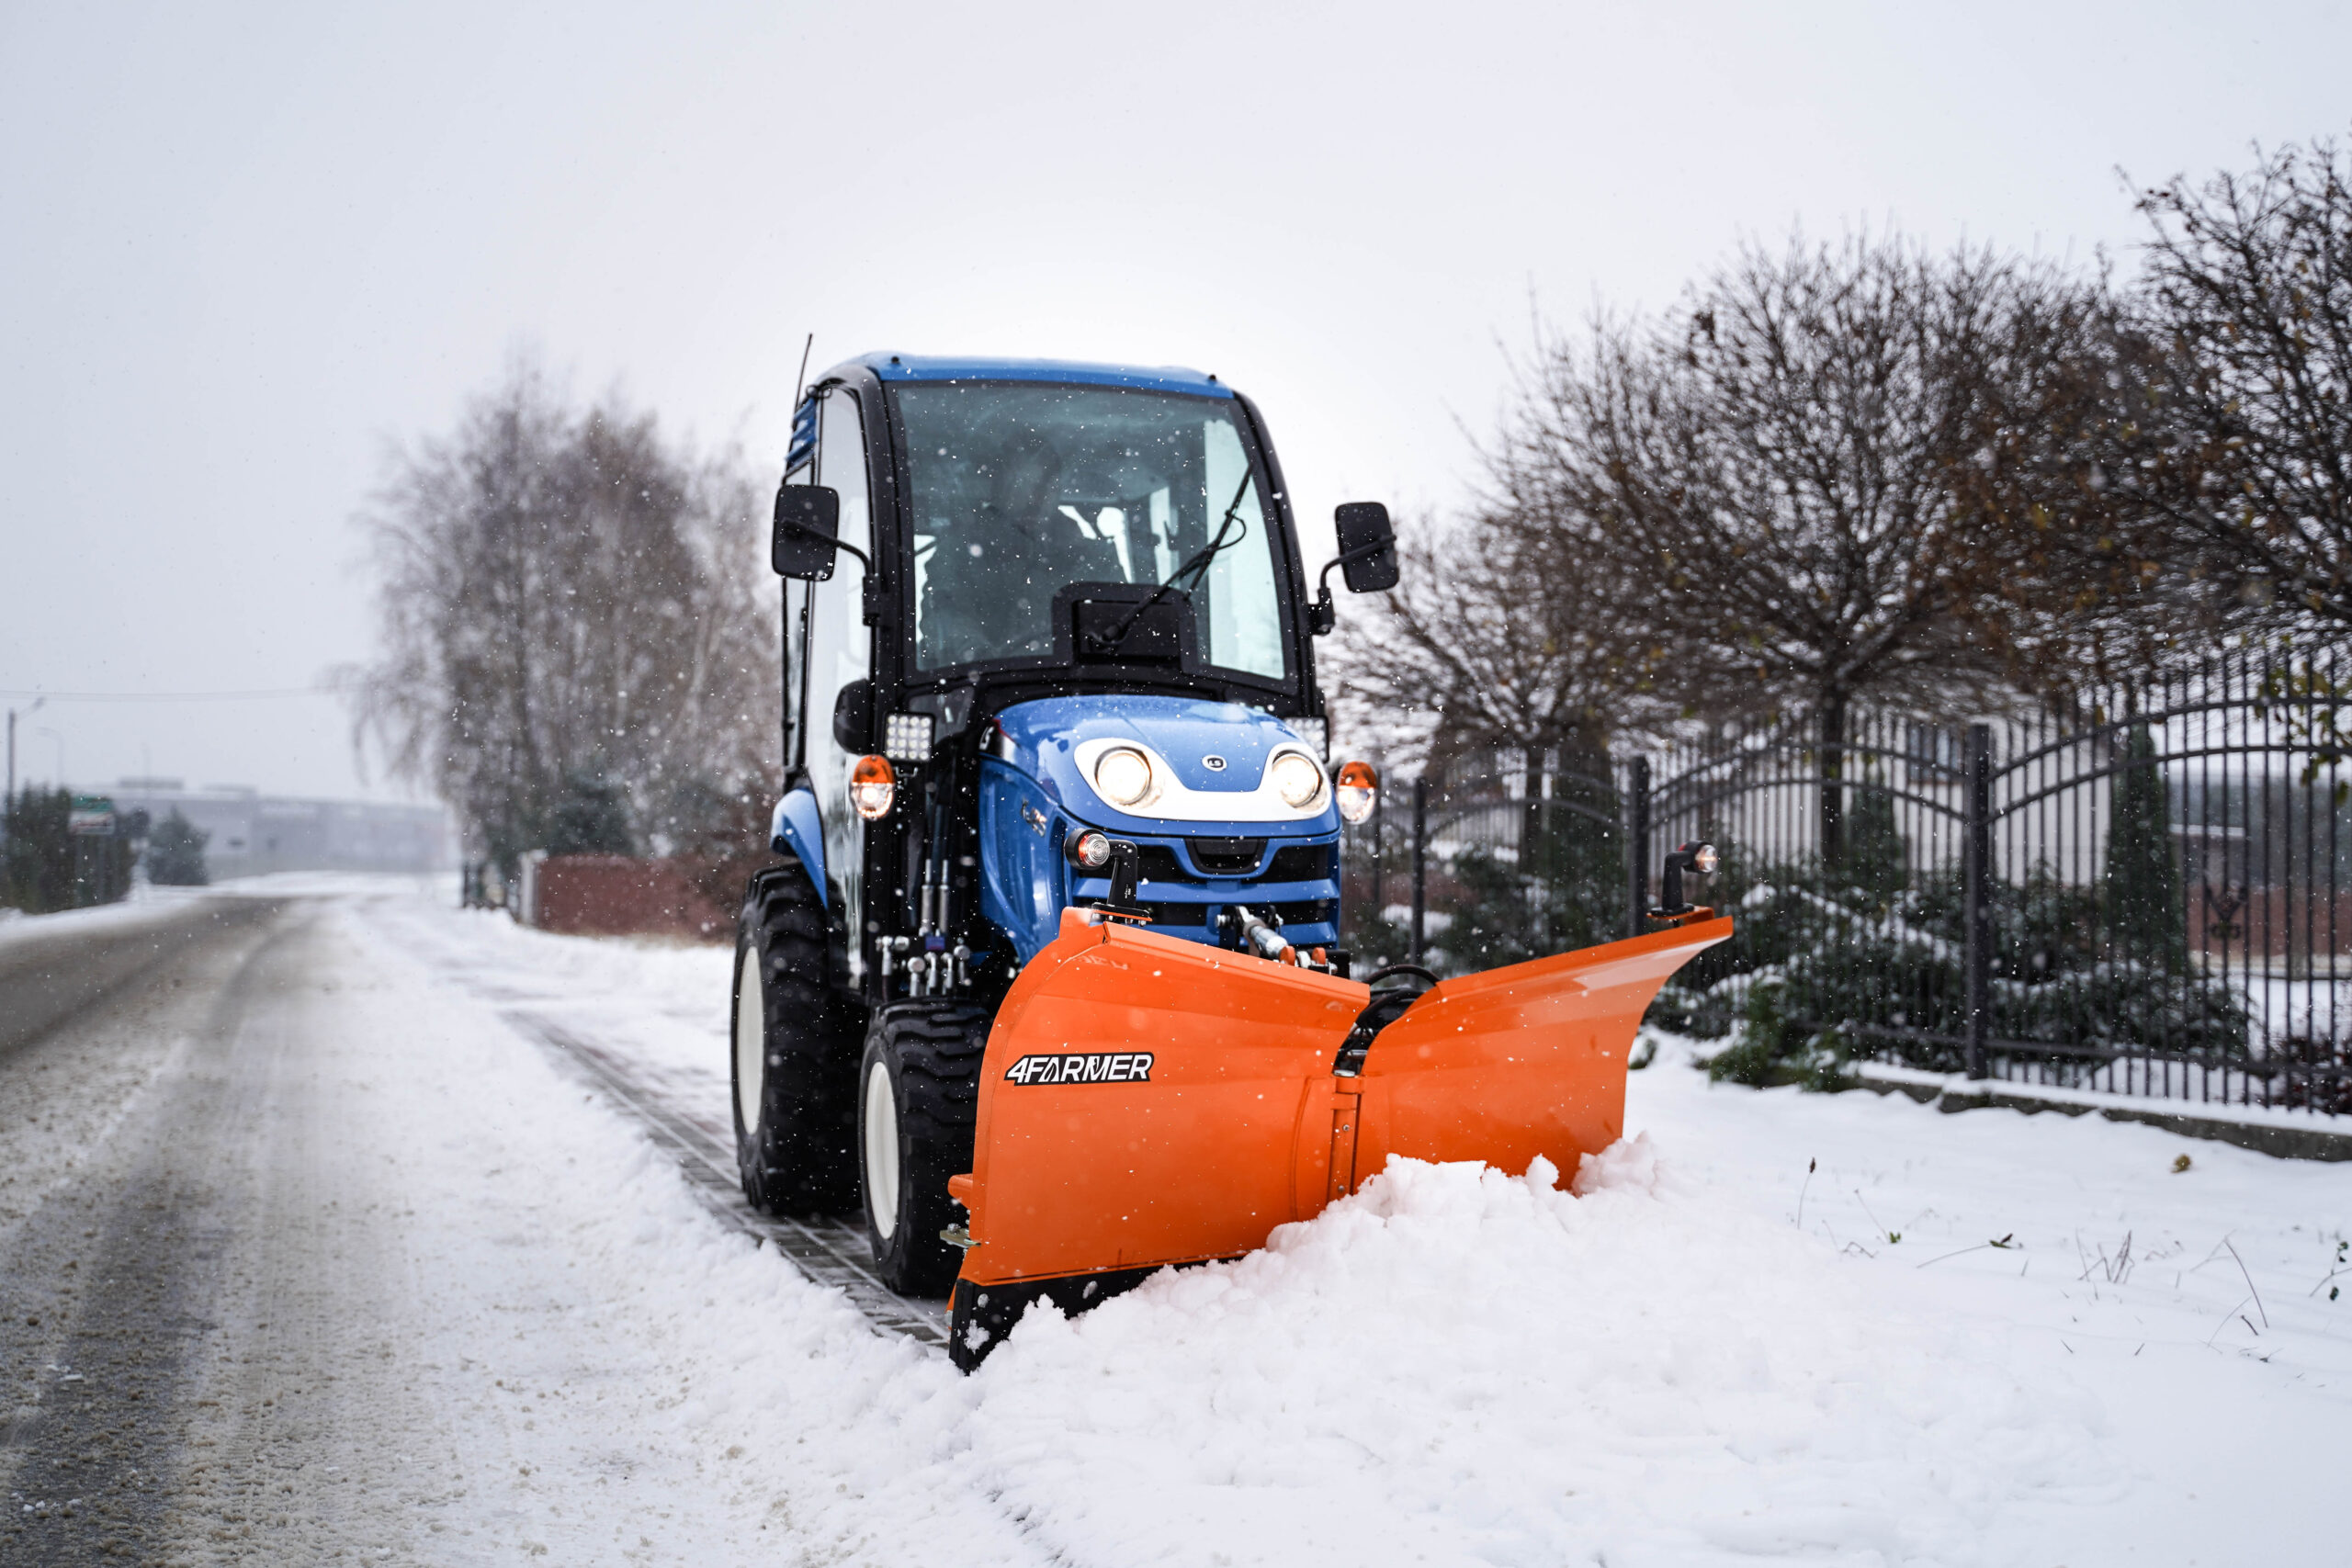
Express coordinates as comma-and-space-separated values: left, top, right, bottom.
1201, 754, 1227, 771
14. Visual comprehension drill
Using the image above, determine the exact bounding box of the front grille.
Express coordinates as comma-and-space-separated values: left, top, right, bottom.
1266, 844, 1333, 882
1186, 837, 1266, 875
1136, 846, 1186, 883
1105, 833, 1341, 946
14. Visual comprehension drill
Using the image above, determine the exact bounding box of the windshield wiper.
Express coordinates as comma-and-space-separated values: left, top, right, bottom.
1084, 468, 1255, 657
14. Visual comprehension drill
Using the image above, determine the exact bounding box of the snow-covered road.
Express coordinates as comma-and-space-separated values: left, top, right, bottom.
3, 880, 2345, 1565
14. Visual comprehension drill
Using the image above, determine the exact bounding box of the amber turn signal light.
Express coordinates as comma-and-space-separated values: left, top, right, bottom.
1335, 760, 1378, 824
851, 754, 896, 819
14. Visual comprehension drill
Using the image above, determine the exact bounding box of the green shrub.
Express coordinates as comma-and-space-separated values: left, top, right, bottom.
1703, 979, 1849, 1089
3, 786, 74, 910
147, 808, 210, 886
1652, 840, 2247, 1079
545, 768, 635, 857
3, 787, 134, 911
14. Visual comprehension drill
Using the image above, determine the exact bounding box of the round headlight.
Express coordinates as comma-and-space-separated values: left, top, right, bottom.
850, 754, 896, 820
1335, 760, 1378, 824
1269, 750, 1324, 808
1093, 746, 1154, 808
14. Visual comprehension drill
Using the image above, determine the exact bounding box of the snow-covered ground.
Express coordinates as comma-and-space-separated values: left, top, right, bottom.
311, 884, 2349, 1563
0, 879, 216, 950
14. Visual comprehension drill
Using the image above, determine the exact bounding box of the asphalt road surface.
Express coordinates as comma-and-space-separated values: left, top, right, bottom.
0, 896, 528, 1566
0, 895, 950, 1567
1, 897, 306, 1563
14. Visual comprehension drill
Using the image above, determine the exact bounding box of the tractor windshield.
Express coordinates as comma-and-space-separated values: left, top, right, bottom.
894, 383, 1288, 680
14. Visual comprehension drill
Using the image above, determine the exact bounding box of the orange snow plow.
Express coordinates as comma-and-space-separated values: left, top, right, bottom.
944, 907, 1733, 1365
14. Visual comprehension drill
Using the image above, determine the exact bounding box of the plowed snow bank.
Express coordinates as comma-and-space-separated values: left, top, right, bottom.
967, 1141, 2111, 1567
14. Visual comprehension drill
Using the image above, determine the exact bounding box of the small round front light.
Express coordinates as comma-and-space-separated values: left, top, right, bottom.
850, 754, 896, 820
1270, 750, 1324, 809
1693, 842, 1719, 875
1093, 746, 1154, 808
1065, 829, 1111, 869
1335, 760, 1378, 824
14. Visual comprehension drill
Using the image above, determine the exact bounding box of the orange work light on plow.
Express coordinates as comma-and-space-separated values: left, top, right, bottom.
942, 903, 1733, 1367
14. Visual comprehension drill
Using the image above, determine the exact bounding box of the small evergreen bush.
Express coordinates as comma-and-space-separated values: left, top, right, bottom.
147, 809, 211, 886
545, 769, 636, 856
1653, 830, 2248, 1087
3, 787, 135, 910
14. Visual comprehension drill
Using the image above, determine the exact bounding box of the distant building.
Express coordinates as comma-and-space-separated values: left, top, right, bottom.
108, 778, 452, 880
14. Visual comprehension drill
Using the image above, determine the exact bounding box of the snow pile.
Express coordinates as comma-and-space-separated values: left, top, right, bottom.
0, 881, 208, 950
967, 1140, 2111, 1567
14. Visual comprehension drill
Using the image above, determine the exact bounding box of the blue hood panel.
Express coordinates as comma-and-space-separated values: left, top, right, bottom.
977, 695, 1342, 964
991, 695, 1337, 836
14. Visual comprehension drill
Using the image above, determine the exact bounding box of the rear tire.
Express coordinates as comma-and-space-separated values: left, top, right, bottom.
731, 860, 859, 1215
858, 1000, 989, 1295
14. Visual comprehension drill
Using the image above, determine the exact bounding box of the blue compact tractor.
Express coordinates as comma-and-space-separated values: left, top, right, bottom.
731, 354, 1399, 1299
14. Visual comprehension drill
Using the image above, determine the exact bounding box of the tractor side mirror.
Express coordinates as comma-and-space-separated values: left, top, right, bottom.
773, 485, 842, 579
1308, 502, 1401, 635
831, 678, 875, 752
1333, 502, 1399, 593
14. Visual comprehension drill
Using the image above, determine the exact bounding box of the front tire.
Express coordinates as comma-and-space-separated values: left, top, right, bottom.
858, 1000, 989, 1294
731, 861, 858, 1215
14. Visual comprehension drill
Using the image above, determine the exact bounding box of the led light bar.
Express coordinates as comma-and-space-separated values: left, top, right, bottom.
884, 711, 936, 763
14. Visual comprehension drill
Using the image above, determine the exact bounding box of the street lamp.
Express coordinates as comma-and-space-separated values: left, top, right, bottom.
6, 695, 43, 807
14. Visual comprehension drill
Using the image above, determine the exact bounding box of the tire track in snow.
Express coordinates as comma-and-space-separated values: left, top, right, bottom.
358, 897, 956, 1350
503, 1010, 952, 1348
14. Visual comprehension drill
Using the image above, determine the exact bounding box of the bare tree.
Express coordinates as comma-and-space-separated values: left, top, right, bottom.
2112, 136, 2352, 633
1331, 487, 1671, 852
1928, 265, 2196, 688
1494, 235, 2107, 857
1946, 138, 2352, 700
352, 359, 777, 871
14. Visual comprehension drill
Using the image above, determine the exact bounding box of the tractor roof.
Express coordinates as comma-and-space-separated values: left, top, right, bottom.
851, 354, 1234, 400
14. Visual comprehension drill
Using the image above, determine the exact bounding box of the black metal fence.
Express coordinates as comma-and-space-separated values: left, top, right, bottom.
1341, 649, 2349, 1115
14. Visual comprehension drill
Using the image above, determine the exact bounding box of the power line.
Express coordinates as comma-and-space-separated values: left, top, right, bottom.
0, 687, 340, 703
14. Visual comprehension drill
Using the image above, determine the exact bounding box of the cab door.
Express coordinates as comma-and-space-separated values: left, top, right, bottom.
798, 385, 876, 977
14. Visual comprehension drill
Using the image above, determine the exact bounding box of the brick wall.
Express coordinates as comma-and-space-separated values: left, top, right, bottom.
530, 854, 733, 942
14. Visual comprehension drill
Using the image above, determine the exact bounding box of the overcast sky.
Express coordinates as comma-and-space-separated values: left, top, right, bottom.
3, 1, 2346, 802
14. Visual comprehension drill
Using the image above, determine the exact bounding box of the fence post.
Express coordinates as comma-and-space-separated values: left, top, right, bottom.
1963, 722, 1992, 1080
1625, 755, 1650, 940
1410, 775, 1429, 964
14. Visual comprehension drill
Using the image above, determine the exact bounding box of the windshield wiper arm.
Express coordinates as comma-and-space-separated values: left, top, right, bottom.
1085, 468, 1254, 657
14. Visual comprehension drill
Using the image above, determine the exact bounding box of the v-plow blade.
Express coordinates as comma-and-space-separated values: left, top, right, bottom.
944, 908, 1733, 1366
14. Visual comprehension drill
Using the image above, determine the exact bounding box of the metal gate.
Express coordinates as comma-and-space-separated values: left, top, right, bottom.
1341, 650, 2347, 1115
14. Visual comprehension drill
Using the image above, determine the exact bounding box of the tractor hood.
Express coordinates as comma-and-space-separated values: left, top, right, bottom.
989, 695, 1337, 835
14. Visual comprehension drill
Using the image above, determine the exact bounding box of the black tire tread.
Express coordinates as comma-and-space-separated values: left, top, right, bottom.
735, 858, 859, 1215
863, 999, 990, 1294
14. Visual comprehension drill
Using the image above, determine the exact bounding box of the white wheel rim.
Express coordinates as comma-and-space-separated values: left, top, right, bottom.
733, 944, 764, 1134
864, 1059, 899, 1240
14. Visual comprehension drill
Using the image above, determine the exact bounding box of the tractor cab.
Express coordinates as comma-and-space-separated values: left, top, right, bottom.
764, 355, 1396, 997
